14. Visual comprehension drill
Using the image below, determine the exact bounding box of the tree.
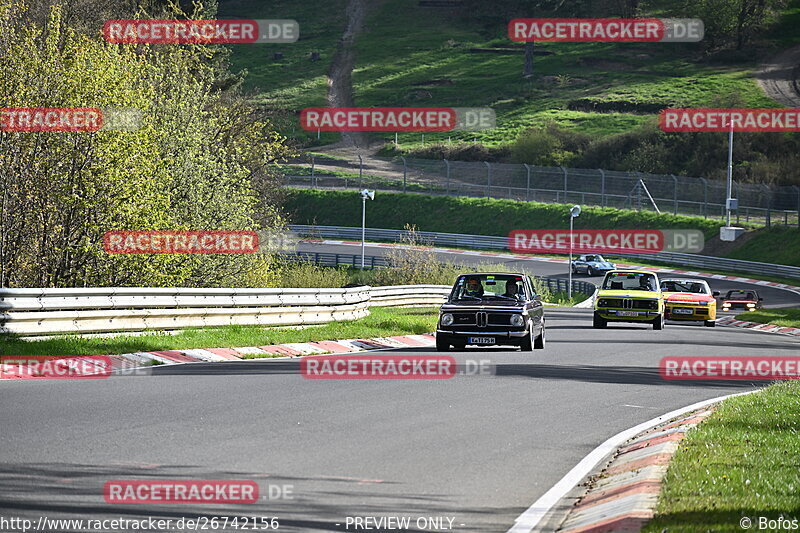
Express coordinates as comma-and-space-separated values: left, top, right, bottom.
0, 0, 291, 288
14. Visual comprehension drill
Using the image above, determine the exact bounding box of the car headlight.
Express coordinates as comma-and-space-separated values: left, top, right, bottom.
510, 314, 525, 327
747, 303, 755, 307
441, 313, 454, 326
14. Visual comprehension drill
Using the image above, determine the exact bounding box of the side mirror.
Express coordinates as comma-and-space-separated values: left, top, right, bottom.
758, 297, 763, 301
532, 294, 541, 301
712, 291, 720, 297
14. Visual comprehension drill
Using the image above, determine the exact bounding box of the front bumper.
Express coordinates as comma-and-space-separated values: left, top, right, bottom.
665, 305, 715, 321
436, 329, 529, 345
595, 309, 661, 322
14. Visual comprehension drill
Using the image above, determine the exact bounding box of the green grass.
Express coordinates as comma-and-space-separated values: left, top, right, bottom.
285, 189, 800, 269
286, 189, 722, 236
220, 0, 790, 147
734, 308, 800, 328
1, 307, 438, 357
726, 227, 800, 268
643, 383, 800, 533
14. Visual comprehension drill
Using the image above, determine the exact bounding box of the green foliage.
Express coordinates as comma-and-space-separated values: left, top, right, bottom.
272, 259, 350, 288
0, 0, 291, 288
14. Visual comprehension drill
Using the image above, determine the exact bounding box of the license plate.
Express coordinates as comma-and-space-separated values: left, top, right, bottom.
468, 337, 495, 344
673, 308, 693, 315
616, 311, 639, 317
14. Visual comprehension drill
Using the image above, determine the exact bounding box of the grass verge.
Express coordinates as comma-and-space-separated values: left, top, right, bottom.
285, 189, 800, 269
734, 308, 800, 328
643, 383, 800, 533
1, 307, 439, 358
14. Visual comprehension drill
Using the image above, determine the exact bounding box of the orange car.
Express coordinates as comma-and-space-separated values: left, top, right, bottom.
660, 278, 718, 327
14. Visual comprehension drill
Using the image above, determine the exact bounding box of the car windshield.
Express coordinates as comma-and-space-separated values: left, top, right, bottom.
660, 280, 709, 294
726, 290, 755, 299
585, 255, 605, 262
602, 272, 657, 291
452, 274, 527, 301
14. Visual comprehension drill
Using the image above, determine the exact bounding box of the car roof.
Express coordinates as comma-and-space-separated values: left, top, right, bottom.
458, 272, 527, 277
605, 269, 656, 275
661, 278, 708, 284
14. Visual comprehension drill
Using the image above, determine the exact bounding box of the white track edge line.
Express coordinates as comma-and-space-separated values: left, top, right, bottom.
505, 389, 760, 533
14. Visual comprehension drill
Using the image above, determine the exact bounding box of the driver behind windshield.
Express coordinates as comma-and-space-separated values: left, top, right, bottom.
464, 277, 483, 298
503, 281, 522, 300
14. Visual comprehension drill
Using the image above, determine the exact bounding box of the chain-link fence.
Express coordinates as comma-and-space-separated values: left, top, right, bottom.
284, 154, 800, 227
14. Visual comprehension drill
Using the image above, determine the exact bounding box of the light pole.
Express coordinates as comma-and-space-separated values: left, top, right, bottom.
725, 117, 735, 226
568, 205, 581, 300
360, 189, 375, 269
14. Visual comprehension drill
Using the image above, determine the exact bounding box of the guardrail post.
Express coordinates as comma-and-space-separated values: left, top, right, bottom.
401, 156, 407, 193
444, 159, 451, 195
598, 169, 605, 207
358, 154, 363, 188
523, 163, 532, 201
484, 161, 491, 198
671, 174, 678, 215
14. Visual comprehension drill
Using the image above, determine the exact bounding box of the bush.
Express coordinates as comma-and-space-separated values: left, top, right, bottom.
272, 259, 349, 288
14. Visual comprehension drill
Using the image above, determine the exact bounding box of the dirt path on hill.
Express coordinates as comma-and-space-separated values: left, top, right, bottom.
326, 0, 373, 149
756, 44, 800, 107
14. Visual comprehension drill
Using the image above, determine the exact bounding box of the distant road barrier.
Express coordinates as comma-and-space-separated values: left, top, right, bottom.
278, 251, 596, 299
290, 225, 800, 281
0, 285, 449, 337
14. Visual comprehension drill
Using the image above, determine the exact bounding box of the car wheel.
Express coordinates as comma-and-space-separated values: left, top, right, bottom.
704, 320, 716, 327
520, 326, 533, 351
653, 314, 664, 330
435, 337, 450, 351
593, 312, 607, 328
533, 321, 545, 349
587, 266, 595, 277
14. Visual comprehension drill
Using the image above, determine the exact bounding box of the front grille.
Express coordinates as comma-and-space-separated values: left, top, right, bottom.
598, 298, 657, 309
488, 313, 511, 325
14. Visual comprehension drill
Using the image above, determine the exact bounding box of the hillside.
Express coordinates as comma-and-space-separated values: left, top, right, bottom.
220, 0, 797, 146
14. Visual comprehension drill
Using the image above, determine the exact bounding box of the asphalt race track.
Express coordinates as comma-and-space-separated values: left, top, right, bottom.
297, 241, 800, 309
1, 245, 799, 532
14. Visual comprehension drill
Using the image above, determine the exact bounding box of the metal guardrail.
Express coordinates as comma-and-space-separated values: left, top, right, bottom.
279, 250, 597, 299
0, 285, 448, 337
290, 225, 800, 281
278, 251, 390, 269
